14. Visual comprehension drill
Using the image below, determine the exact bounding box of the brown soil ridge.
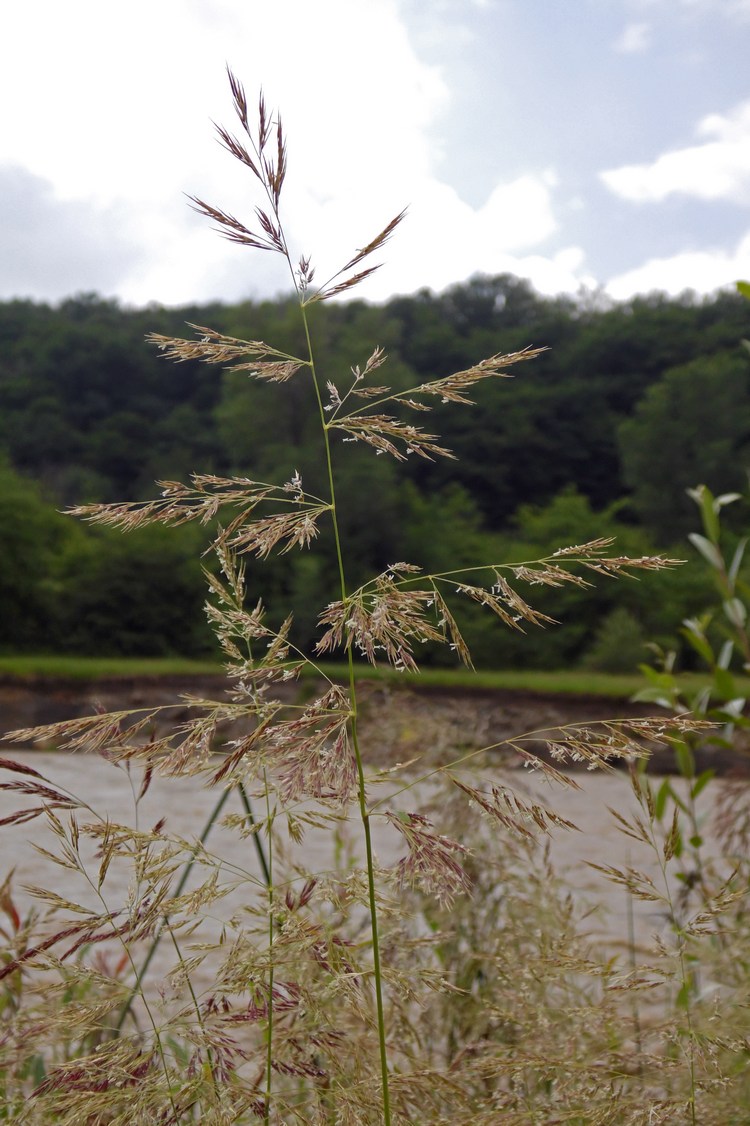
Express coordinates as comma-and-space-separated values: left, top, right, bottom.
1, 673, 741, 775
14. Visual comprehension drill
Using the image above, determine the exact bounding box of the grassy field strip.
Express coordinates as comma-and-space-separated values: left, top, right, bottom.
0, 654, 745, 701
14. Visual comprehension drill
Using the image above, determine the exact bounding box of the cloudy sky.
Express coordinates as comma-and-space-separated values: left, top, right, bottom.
2, 0, 749, 308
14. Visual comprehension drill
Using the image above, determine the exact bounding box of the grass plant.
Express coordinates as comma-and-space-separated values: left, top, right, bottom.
1, 71, 746, 1124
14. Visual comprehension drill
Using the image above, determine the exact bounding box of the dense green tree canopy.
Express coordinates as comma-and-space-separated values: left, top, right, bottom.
0, 463, 72, 651
1, 279, 748, 662
619, 351, 750, 542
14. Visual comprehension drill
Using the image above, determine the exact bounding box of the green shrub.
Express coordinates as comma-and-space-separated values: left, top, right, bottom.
582, 605, 647, 673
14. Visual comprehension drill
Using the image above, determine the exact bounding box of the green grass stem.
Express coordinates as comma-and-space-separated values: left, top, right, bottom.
301, 302, 392, 1126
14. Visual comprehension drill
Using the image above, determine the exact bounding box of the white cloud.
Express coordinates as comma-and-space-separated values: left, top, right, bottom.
508, 247, 597, 298
605, 230, 750, 299
612, 22, 652, 53
1, 0, 448, 205
601, 100, 750, 203
13, 0, 707, 313
1, 0, 449, 303
354, 170, 564, 300
119, 165, 574, 307
2, 0, 583, 307
0, 165, 144, 301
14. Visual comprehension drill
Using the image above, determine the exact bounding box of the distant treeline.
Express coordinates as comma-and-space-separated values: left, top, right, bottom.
2, 275, 749, 668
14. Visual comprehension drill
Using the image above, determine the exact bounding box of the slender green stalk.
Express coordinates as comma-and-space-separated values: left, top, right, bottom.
263, 773, 275, 1125
679, 941, 698, 1126
299, 302, 392, 1125
115, 784, 233, 1033
636, 777, 699, 1125
624, 855, 642, 1077
166, 921, 221, 1105
238, 781, 272, 888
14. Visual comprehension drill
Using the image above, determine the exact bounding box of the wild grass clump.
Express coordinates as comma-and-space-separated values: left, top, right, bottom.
1, 70, 747, 1124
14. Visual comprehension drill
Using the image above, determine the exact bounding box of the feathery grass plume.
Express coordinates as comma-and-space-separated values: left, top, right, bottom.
0, 68, 726, 1125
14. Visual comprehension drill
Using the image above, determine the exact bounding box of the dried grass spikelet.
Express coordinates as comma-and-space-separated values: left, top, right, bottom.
325, 346, 546, 463
513, 714, 715, 773
451, 777, 580, 840
188, 66, 407, 308
386, 811, 472, 907
550, 537, 685, 576
205, 542, 307, 688
0, 757, 80, 827
267, 685, 356, 805
310, 208, 408, 302
2, 708, 167, 755
316, 567, 450, 672
451, 574, 557, 631
147, 324, 306, 383
189, 74, 288, 254
510, 562, 592, 588
68, 473, 325, 540
225, 503, 330, 558
409, 346, 546, 404
446, 717, 716, 843
31, 1044, 156, 1098
331, 412, 457, 461
336, 346, 542, 417
315, 541, 685, 674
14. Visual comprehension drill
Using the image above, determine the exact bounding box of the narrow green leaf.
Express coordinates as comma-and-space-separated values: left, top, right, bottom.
688, 485, 721, 542
674, 741, 695, 780
681, 620, 715, 666
688, 532, 722, 569
716, 697, 746, 719
654, 779, 672, 821
675, 977, 693, 1013
706, 733, 734, 750
716, 492, 742, 510
723, 598, 747, 629
691, 769, 715, 799
632, 687, 677, 708
691, 686, 713, 715
713, 666, 736, 700
638, 665, 675, 688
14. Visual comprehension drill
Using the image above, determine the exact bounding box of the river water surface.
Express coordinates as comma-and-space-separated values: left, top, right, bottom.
0, 750, 734, 964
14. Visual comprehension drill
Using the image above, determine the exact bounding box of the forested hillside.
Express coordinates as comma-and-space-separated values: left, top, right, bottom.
2, 275, 749, 666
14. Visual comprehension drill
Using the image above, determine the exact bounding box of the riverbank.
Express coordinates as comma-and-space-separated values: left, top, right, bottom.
0, 654, 653, 695
1, 666, 744, 774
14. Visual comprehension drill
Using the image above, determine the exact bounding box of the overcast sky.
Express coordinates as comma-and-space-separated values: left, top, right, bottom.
2, 0, 749, 308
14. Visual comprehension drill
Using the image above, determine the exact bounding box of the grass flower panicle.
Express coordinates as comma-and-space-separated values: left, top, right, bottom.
0, 68, 735, 1125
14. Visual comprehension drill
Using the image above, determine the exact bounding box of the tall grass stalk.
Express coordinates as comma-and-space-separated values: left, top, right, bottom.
262, 772, 274, 1124
301, 295, 393, 1119
0, 70, 717, 1123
